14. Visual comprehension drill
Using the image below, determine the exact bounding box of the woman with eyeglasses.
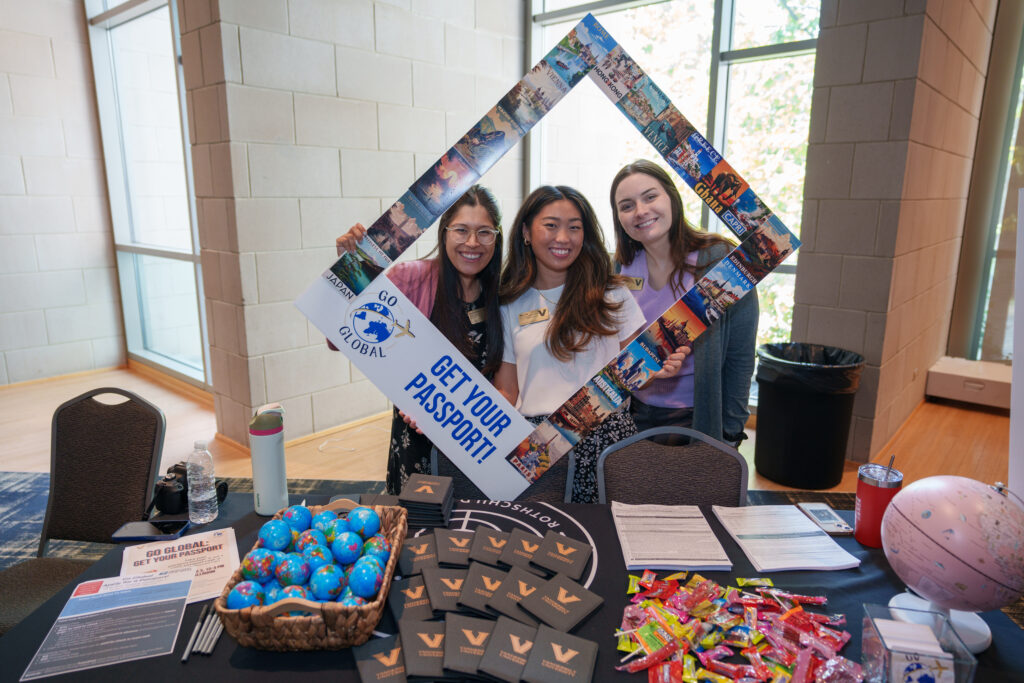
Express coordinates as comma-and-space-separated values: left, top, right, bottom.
610, 160, 758, 446
494, 185, 688, 503
336, 185, 504, 494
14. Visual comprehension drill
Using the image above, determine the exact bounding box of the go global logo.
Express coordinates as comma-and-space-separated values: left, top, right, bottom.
337, 290, 414, 358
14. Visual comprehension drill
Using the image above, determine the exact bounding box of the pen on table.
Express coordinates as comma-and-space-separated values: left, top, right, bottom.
201, 620, 224, 655
181, 603, 209, 663
192, 609, 218, 658
197, 612, 220, 654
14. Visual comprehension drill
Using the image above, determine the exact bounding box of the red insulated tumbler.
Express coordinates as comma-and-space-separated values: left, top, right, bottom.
854, 463, 903, 547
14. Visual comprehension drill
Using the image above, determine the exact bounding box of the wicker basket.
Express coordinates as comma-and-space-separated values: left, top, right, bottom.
214, 498, 407, 651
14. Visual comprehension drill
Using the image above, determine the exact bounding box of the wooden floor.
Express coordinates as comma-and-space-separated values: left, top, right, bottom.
0, 366, 1010, 493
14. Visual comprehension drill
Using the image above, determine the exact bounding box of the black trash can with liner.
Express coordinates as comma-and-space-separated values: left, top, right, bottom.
754, 343, 865, 489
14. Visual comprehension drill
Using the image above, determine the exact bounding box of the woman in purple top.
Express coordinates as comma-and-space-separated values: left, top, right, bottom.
336, 185, 504, 493
610, 160, 758, 444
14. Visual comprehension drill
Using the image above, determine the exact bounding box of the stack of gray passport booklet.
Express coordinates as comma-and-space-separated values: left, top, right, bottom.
353, 484, 601, 683
398, 473, 456, 528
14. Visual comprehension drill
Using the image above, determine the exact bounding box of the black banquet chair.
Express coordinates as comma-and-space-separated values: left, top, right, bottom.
431, 447, 572, 503
590, 426, 748, 506
0, 387, 166, 635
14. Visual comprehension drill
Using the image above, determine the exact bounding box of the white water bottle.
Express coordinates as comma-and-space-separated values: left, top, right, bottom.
186, 440, 218, 524
249, 404, 288, 515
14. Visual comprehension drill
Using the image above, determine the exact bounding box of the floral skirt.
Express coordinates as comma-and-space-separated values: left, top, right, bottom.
384, 406, 433, 495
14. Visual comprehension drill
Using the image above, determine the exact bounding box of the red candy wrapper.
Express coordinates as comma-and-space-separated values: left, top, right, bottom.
616, 641, 680, 673
647, 660, 683, 683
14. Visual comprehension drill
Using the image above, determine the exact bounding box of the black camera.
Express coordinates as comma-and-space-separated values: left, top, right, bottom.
153, 462, 189, 515
152, 462, 229, 515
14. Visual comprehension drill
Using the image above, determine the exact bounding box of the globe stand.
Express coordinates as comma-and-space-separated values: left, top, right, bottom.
888, 591, 992, 653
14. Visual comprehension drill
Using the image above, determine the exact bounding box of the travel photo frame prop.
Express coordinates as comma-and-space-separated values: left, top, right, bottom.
295, 13, 800, 500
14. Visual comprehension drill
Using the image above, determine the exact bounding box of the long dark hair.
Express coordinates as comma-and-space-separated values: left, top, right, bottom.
500, 185, 622, 362
429, 185, 504, 377
610, 160, 733, 295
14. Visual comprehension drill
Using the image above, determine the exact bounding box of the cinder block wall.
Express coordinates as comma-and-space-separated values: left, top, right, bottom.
0, 2, 123, 384
180, 0, 527, 444
795, 0, 995, 461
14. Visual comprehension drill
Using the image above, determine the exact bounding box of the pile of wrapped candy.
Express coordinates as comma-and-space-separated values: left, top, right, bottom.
615, 570, 864, 682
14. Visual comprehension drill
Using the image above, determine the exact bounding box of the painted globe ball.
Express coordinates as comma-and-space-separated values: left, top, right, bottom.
348, 560, 384, 599
346, 507, 381, 539
240, 548, 276, 583
331, 531, 364, 565
355, 554, 384, 574
262, 578, 284, 603
275, 553, 311, 586
309, 564, 346, 601
338, 594, 368, 607
311, 510, 339, 533
281, 505, 312, 532
303, 544, 334, 572
279, 584, 311, 601
323, 517, 348, 544
362, 534, 391, 565
227, 580, 265, 609
295, 529, 328, 554
257, 520, 293, 552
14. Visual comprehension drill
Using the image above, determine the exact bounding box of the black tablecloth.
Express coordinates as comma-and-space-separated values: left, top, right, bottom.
0, 493, 1019, 682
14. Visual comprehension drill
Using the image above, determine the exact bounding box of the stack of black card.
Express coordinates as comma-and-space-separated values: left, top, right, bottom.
399, 474, 454, 528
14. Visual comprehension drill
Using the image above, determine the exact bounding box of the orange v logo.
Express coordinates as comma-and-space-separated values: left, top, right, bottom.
556, 587, 580, 604
555, 542, 577, 556
451, 537, 471, 548
488, 537, 507, 548
462, 629, 489, 646
372, 648, 402, 667
509, 634, 533, 654
551, 644, 578, 663
418, 633, 443, 648
521, 540, 539, 553
481, 576, 502, 591
415, 484, 434, 494
517, 581, 536, 597
440, 578, 464, 590
410, 543, 429, 555
401, 586, 424, 600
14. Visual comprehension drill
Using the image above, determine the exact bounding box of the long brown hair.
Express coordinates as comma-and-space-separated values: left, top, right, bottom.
610, 160, 733, 295
500, 185, 622, 362
429, 185, 504, 377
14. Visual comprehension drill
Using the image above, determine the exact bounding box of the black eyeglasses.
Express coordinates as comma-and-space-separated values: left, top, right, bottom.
445, 226, 500, 245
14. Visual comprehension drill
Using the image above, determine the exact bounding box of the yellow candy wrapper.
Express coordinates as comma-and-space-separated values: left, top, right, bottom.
627, 574, 641, 594
736, 577, 774, 587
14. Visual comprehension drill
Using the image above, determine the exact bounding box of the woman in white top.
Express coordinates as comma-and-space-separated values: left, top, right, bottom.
494, 185, 687, 502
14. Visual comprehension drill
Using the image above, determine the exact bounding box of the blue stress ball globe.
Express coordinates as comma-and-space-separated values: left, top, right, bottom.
240, 548, 277, 583
257, 519, 293, 551
295, 529, 327, 554
311, 510, 339, 533
262, 578, 284, 603
227, 580, 265, 609
275, 553, 311, 586
279, 584, 311, 601
282, 505, 312, 532
323, 518, 348, 544
338, 594, 368, 607
331, 531, 364, 565
346, 507, 381, 539
303, 544, 334, 572
309, 564, 346, 601
348, 560, 384, 599
362, 535, 391, 565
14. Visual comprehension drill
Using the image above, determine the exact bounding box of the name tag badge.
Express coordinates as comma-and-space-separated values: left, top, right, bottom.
518, 308, 550, 326
624, 277, 644, 291
467, 307, 486, 325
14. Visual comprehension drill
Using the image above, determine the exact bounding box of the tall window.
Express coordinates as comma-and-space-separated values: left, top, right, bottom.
974, 49, 1024, 362
86, 0, 208, 384
529, 0, 818, 346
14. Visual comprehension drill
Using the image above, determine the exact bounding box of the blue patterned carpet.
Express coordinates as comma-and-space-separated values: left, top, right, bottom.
0, 472, 383, 572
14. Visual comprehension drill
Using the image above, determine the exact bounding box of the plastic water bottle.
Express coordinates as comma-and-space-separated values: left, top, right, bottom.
187, 440, 218, 525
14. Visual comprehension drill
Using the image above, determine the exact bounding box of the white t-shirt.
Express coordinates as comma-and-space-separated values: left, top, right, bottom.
500, 284, 646, 416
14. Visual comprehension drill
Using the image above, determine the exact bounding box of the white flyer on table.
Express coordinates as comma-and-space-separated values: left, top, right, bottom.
611, 501, 732, 570
712, 505, 860, 572
120, 527, 239, 603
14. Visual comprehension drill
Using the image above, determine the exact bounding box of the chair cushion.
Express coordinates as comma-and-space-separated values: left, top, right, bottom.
0, 557, 94, 635
603, 441, 743, 506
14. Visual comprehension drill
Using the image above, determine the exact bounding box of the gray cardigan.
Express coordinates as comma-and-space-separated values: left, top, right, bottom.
691, 242, 759, 441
